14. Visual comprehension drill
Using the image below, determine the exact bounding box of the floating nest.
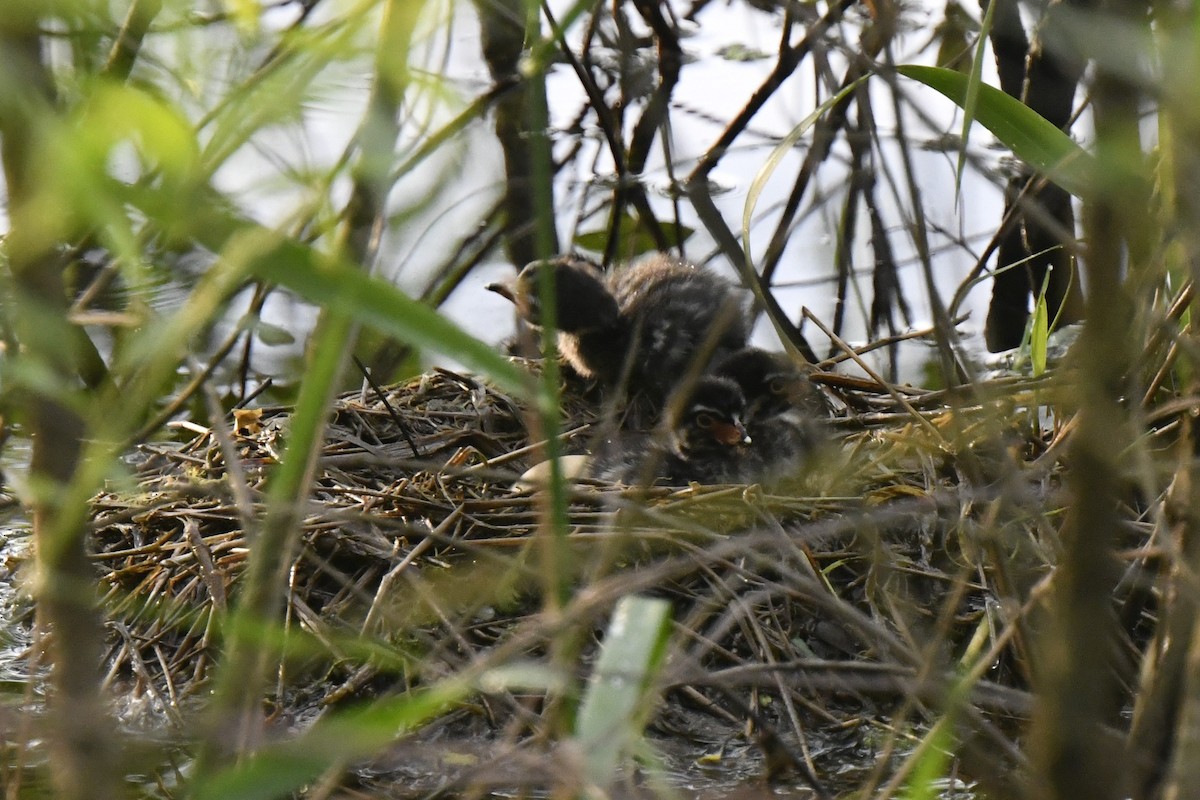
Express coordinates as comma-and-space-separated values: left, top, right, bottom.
88, 357, 1088, 793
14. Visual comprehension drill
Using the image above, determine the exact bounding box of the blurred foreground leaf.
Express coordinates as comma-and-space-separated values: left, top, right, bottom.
123, 195, 541, 407
575, 595, 672, 791
250, 239, 539, 403
194, 680, 472, 800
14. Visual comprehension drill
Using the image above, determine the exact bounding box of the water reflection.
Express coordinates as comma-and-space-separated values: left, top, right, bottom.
0, 436, 33, 690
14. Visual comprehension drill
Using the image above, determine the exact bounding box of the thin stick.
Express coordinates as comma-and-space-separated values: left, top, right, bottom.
803, 308, 948, 444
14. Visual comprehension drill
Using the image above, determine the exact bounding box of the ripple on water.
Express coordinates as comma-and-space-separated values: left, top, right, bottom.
0, 520, 34, 688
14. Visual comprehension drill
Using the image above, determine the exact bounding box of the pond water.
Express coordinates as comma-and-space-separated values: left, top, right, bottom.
0, 438, 33, 710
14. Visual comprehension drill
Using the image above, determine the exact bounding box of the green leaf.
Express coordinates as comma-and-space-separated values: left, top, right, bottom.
897, 65, 1098, 198
225, 0, 263, 36
77, 80, 201, 184
248, 320, 296, 347
575, 595, 673, 790
935, 30, 973, 75
900, 715, 958, 800
574, 212, 694, 260
932, 0, 979, 75
1031, 293, 1049, 377
22, 81, 203, 265
717, 43, 771, 62
478, 661, 568, 694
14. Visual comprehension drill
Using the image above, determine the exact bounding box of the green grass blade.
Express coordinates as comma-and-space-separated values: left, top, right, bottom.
575, 595, 673, 790
743, 77, 867, 266
251, 240, 535, 400
898, 64, 1097, 198
954, 0, 998, 199
193, 680, 473, 800
1030, 266, 1055, 376
1031, 292, 1049, 377
900, 715, 957, 800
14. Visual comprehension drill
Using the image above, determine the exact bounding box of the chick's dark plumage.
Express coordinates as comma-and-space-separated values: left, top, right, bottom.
487, 257, 626, 382
589, 375, 753, 485
611, 254, 750, 401
714, 347, 827, 482
489, 253, 749, 407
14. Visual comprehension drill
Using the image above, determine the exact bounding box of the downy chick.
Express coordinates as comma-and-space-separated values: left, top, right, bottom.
713, 347, 827, 483
588, 375, 753, 485
489, 253, 750, 411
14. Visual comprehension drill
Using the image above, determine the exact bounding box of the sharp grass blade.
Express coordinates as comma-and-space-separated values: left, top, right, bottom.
898, 64, 1098, 198
955, 0, 998, 200
743, 77, 867, 267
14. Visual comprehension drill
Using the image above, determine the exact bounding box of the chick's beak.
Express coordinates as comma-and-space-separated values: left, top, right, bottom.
712, 419, 752, 447
486, 281, 517, 304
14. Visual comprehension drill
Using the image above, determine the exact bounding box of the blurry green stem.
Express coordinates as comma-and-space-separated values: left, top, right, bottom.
1029, 2, 1144, 797
521, 2, 570, 613
0, 22, 119, 800
201, 308, 358, 761
195, 0, 421, 773
1125, 2, 1200, 796
104, 0, 163, 81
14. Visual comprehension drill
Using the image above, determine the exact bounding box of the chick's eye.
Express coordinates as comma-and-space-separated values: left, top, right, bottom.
769, 378, 786, 395
695, 412, 714, 429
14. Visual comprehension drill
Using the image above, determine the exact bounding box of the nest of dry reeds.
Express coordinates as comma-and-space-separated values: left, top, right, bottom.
89, 356, 1093, 792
